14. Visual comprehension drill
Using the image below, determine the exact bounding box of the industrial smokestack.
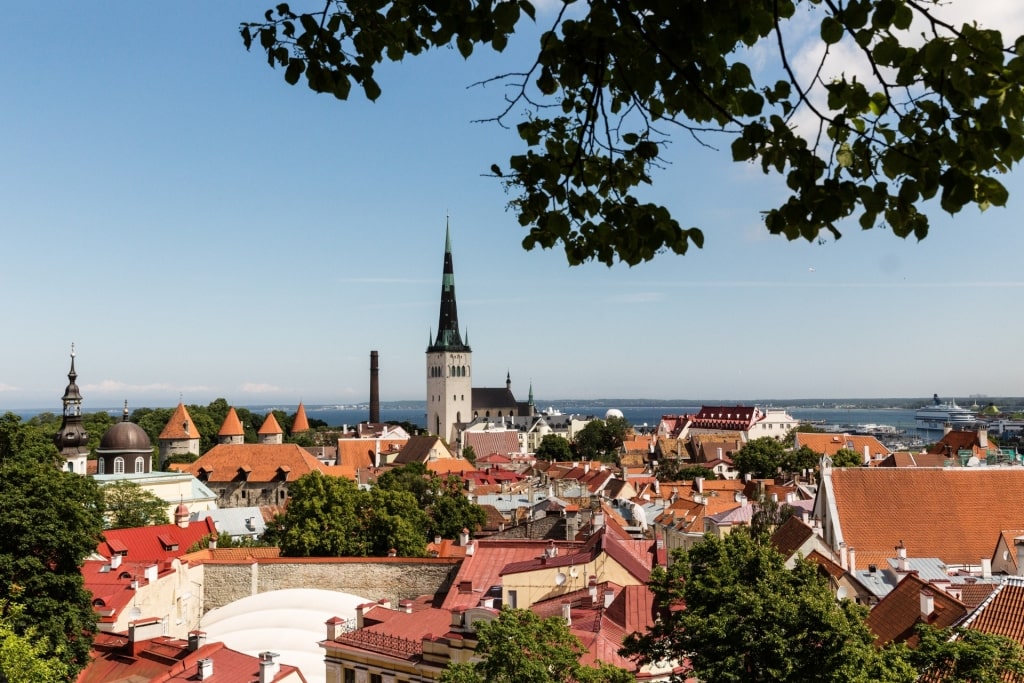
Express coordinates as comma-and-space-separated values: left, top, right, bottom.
370, 350, 380, 424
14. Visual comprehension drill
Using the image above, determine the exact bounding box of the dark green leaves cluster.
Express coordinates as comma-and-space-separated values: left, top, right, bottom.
243, 0, 1024, 266
535, 433, 572, 461
572, 416, 629, 462
621, 529, 913, 683
440, 607, 632, 683
266, 471, 429, 556
0, 414, 105, 677
732, 436, 818, 478
101, 479, 170, 529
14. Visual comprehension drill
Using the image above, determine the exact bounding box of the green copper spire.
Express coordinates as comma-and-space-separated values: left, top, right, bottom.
429, 221, 471, 352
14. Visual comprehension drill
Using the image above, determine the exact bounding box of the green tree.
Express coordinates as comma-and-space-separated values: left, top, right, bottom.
242, 3, 1024, 267
621, 528, 915, 683
572, 417, 628, 462
908, 622, 1024, 682
732, 436, 788, 478
535, 433, 572, 461
0, 428, 105, 677
0, 606, 71, 683
832, 447, 865, 467
376, 462, 431, 505
440, 607, 632, 683
427, 493, 487, 541
785, 444, 821, 474
101, 480, 170, 529
655, 461, 716, 483
268, 471, 428, 556
461, 445, 477, 465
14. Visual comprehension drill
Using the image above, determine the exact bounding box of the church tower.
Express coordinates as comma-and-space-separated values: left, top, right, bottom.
426, 224, 472, 444
54, 344, 89, 474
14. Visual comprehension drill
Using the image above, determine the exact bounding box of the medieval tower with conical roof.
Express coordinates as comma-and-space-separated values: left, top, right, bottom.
426, 224, 472, 444
54, 344, 89, 474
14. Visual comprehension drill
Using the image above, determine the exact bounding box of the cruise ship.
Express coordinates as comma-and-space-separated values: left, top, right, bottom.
915, 394, 977, 431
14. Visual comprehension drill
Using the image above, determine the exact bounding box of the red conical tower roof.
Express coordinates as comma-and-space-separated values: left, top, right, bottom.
292, 402, 310, 434
258, 412, 283, 436
218, 407, 244, 437
160, 403, 200, 440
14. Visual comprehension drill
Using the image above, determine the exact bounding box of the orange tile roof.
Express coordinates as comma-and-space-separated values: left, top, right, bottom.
159, 403, 200, 440
291, 402, 310, 433
184, 443, 324, 483
337, 438, 407, 471
463, 430, 520, 457
797, 432, 890, 458
962, 578, 1024, 645
258, 412, 283, 435
427, 459, 478, 475
827, 468, 1024, 567
218, 407, 245, 437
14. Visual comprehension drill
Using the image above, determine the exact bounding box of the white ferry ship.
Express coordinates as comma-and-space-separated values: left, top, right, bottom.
915, 394, 976, 431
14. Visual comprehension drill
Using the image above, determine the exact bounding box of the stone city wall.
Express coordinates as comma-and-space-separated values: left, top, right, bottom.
200, 557, 460, 613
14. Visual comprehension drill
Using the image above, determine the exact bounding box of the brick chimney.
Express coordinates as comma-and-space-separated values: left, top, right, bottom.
369, 351, 380, 424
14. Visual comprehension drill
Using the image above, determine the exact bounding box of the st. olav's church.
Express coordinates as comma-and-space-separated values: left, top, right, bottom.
426, 225, 534, 444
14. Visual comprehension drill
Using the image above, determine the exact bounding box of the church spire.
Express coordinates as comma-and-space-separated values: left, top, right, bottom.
54, 344, 89, 472
428, 220, 470, 352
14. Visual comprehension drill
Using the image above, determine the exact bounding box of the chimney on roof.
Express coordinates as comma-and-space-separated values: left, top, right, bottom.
259, 652, 280, 683
839, 543, 848, 571
197, 658, 214, 680
849, 547, 857, 574
561, 601, 571, 626
188, 631, 207, 652
369, 351, 380, 424
460, 528, 470, 546
896, 542, 909, 571
944, 424, 952, 437
979, 428, 988, 449
399, 600, 414, 614
326, 617, 346, 641
129, 618, 164, 657
110, 553, 122, 570
920, 590, 935, 620
604, 588, 615, 608
981, 558, 992, 579
863, 445, 870, 465
695, 476, 704, 493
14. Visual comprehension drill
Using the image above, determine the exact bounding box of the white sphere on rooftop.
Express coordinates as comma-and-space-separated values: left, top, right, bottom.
605, 408, 624, 420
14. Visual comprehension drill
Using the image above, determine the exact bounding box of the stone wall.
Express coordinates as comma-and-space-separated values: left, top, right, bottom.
200, 558, 460, 613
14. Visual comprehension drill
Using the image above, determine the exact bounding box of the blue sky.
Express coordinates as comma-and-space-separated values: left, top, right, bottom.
2, 2, 1023, 410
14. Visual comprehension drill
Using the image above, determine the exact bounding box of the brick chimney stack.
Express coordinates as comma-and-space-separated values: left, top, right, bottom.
369, 350, 380, 424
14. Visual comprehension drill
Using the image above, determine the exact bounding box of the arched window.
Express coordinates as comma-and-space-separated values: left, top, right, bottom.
97, 459, 105, 475
134, 457, 145, 473
114, 457, 125, 474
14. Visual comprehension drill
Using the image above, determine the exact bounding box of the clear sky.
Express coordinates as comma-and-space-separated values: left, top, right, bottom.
2, 2, 1023, 410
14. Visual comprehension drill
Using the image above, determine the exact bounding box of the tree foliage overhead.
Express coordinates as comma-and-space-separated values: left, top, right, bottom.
101, 480, 170, 529
243, 1, 1024, 266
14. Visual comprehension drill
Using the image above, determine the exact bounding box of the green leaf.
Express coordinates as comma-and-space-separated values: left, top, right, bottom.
821, 16, 844, 44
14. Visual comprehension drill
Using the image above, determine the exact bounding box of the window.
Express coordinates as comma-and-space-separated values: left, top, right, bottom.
343, 670, 355, 683
114, 457, 125, 474
370, 674, 382, 683
97, 459, 105, 475
507, 589, 517, 608
134, 456, 145, 473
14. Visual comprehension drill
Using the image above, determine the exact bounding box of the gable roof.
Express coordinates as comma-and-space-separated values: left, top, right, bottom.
796, 432, 890, 459
184, 444, 325, 483
866, 572, 968, 646
822, 468, 1024, 567
961, 576, 1024, 645
463, 430, 520, 457
877, 451, 951, 468
394, 435, 452, 465
219, 407, 245, 437
159, 403, 200, 440
258, 412, 283, 435
691, 405, 761, 431
771, 516, 818, 558
472, 387, 518, 410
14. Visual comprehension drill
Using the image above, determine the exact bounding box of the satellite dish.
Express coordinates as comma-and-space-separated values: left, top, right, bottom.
554, 572, 567, 586
569, 566, 579, 578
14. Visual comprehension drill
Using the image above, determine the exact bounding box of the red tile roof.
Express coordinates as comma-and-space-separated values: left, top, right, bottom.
796, 432, 890, 459
962, 577, 1024, 644
78, 636, 306, 683
463, 430, 520, 457
184, 444, 325, 483
691, 405, 760, 430
826, 468, 1024, 567
218, 407, 244, 437
866, 572, 967, 646
331, 606, 454, 662
258, 412, 283, 435
159, 403, 200, 440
